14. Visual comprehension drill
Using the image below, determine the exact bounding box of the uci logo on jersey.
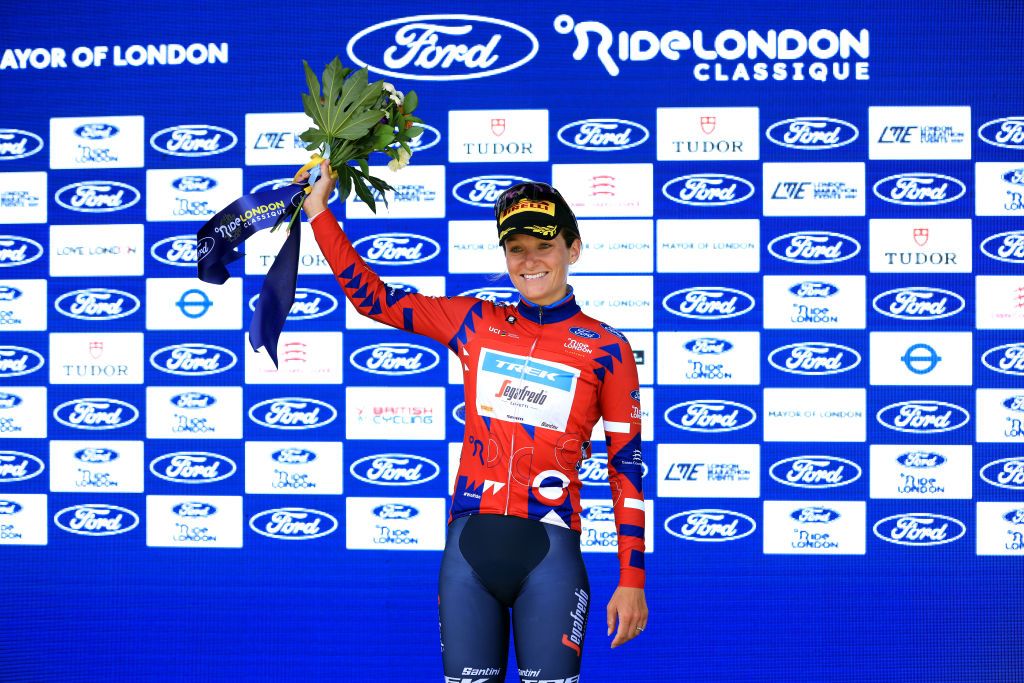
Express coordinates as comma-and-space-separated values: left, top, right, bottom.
0, 451, 45, 482
873, 513, 965, 546
452, 175, 533, 207
767, 231, 860, 265
53, 398, 139, 431
54, 287, 141, 321
872, 287, 965, 320
556, 118, 649, 151
55, 181, 140, 213
664, 509, 756, 542
54, 504, 139, 536
249, 507, 338, 540
0, 346, 45, 378
248, 398, 337, 430
150, 452, 237, 483
769, 456, 861, 489
149, 124, 237, 157
662, 173, 755, 206
373, 503, 419, 519
767, 342, 861, 376
0, 129, 44, 160
765, 117, 858, 150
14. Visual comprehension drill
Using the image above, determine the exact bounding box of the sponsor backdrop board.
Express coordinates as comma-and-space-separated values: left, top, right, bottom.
0, 1, 1022, 682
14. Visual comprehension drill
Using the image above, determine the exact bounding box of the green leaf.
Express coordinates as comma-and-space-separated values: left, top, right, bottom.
336, 164, 353, 203
352, 176, 377, 213
303, 60, 321, 101
402, 91, 418, 114
357, 158, 369, 176
405, 126, 424, 139
301, 93, 328, 134
335, 110, 387, 140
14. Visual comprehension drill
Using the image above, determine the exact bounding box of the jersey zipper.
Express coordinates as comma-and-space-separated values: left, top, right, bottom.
504, 303, 543, 515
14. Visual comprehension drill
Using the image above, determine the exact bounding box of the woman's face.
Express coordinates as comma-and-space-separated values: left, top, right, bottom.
503, 233, 581, 306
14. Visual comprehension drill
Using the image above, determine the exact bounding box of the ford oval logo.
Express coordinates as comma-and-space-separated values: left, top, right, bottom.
873, 173, 966, 206
0, 128, 44, 160
54, 288, 141, 320
556, 118, 650, 151
1002, 396, 1024, 412
150, 343, 237, 377
896, 451, 947, 468
54, 504, 139, 536
629, 390, 641, 401
873, 513, 966, 546
407, 123, 442, 152
350, 454, 440, 485
790, 507, 841, 523
150, 235, 198, 267
662, 287, 756, 320
0, 392, 23, 409
352, 233, 441, 266
347, 14, 539, 81
767, 342, 861, 375
978, 116, 1024, 149
170, 392, 216, 409
683, 338, 733, 355
1002, 168, 1024, 186
350, 342, 440, 376
149, 124, 238, 157
765, 117, 859, 150
583, 504, 615, 522
74, 123, 119, 139
197, 236, 215, 262
459, 286, 519, 304
570, 327, 600, 339
788, 281, 838, 298
271, 448, 318, 464
54, 181, 140, 213
1003, 510, 1024, 525
578, 458, 649, 486
0, 500, 24, 514
248, 288, 339, 320
248, 397, 337, 430
769, 456, 861, 489
53, 398, 139, 430
452, 175, 534, 207
872, 287, 965, 320
173, 502, 217, 518
0, 451, 45, 482
0, 346, 45, 378
664, 509, 756, 542
664, 400, 757, 433
171, 175, 218, 192
73, 447, 119, 464
0, 235, 43, 268
876, 400, 970, 434
373, 503, 419, 519
980, 231, 1024, 264
981, 343, 1024, 376
662, 173, 755, 206
150, 452, 237, 483
767, 231, 861, 264
0, 285, 22, 300
249, 507, 339, 540
453, 402, 466, 424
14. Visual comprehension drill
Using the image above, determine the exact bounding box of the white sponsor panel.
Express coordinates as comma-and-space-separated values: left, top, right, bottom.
658, 443, 759, 498
977, 389, 1024, 443
656, 220, 760, 273
50, 224, 144, 276
448, 221, 507, 274
762, 163, 865, 216
580, 499, 652, 553
345, 497, 446, 550
763, 275, 866, 329
591, 386, 653, 443
49, 440, 144, 493
869, 445, 972, 499
474, 349, 581, 432
656, 107, 759, 160
448, 109, 548, 162
346, 386, 445, 440
49, 332, 144, 384
976, 163, 1024, 216
146, 277, 242, 330
0, 387, 46, 438
0, 494, 47, 545
570, 275, 653, 330
146, 386, 243, 440
244, 222, 333, 275
869, 219, 972, 273
868, 332, 972, 386
573, 220, 653, 273
628, 331, 654, 386
50, 116, 145, 169
977, 502, 1024, 556
0, 279, 47, 331
146, 168, 243, 223
244, 332, 344, 384
0, 172, 47, 223
657, 332, 760, 385
551, 163, 654, 217
868, 106, 971, 160
448, 442, 461, 494
346, 276, 446, 330
245, 441, 343, 495
976, 276, 1024, 329
763, 500, 866, 554
763, 388, 866, 442
244, 112, 315, 166
146, 495, 243, 548
345, 165, 446, 219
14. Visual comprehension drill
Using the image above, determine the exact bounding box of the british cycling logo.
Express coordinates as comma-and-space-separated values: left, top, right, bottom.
664, 509, 756, 542
556, 118, 650, 151
663, 286, 755, 320
150, 452, 236, 483
54, 288, 140, 321
54, 504, 139, 536
55, 181, 140, 212
767, 231, 860, 264
873, 513, 965, 546
149, 124, 237, 157
0, 129, 44, 160
352, 233, 441, 266
0, 346, 45, 377
872, 286, 965, 320
248, 288, 338, 320
978, 117, 1024, 149
150, 235, 198, 267
0, 236, 43, 267
767, 342, 861, 376
73, 447, 119, 464
980, 458, 1024, 489
0, 451, 45, 482
452, 175, 533, 207
662, 173, 755, 206
249, 508, 338, 540
350, 454, 441, 485
876, 400, 970, 434
873, 173, 965, 206
980, 231, 1024, 264
765, 117, 858, 150
664, 400, 757, 432
248, 398, 337, 430
150, 343, 237, 377
53, 398, 139, 430
769, 456, 861, 489
350, 343, 440, 376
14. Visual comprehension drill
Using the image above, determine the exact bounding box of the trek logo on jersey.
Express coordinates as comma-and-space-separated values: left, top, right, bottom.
0, 236, 44, 267
458, 287, 519, 304
980, 458, 1024, 490
664, 509, 756, 542
873, 513, 965, 546
663, 287, 755, 320
767, 231, 860, 265
769, 456, 861, 489
53, 398, 139, 431
872, 287, 965, 320
662, 173, 755, 206
476, 349, 580, 432
664, 400, 757, 433
150, 452, 237, 483
978, 117, 1024, 149
873, 173, 965, 205
557, 118, 649, 151
767, 342, 861, 376
0, 451, 45, 482
249, 508, 338, 540
765, 117, 859, 150
352, 233, 441, 265
350, 343, 440, 376
350, 454, 440, 485
55, 181, 141, 213
876, 400, 970, 433
248, 398, 337, 430
54, 288, 140, 321
248, 288, 338, 321
0, 129, 44, 160
451, 175, 533, 207
149, 124, 238, 157
0, 346, 45, 378
150, 343, 237, 377
54, 504, 139, 536
980, 231, 1024, 264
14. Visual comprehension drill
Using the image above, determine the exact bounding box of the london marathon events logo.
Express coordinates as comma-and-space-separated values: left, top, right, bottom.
872, 286, 965, 320
352, 233, 440, 266
979, 230, 1024, 264
54, 288, 140, 321
248, 398, 337, 430
664, 400, 757, 433
0, 345, 45, 378
149, 124, 238, 157
451, 175, 532, 207
349, 343, 440, 376
0, 129, 44, 160
768, 342, 861, 376
249, 508, 338, 540
767, 231, 860, 265
247, 288, 338, 321
55, 181, 141, 213
765, 117, 859, 150
876, 400, 970, 434
662, 173, 755, 206
873, 513, 966, 546
978, 117, 1024, 149
0, 451, 45, 482
347, 14, 539, 80
53, 398, 140, 431
150, 452, 237, 484
557, 118, 649, 151
663, 286, 755, 320
54, 504, 139, 536
979, 457, 1024, 490
872, 173, 965, 206
664, 509, 756, 542
150, 235, 199, 267
150, 343, 237, 377
350, 454, 440, 485
769, 456, 862, 489
0, 236, 44, 268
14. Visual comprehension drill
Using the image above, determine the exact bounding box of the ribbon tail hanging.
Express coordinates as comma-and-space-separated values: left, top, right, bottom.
248, 212, 302, 368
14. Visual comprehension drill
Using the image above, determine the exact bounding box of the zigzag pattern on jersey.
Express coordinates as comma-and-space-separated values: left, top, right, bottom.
335, 263, 385, 317
447, 299, 486, 353
592, 342, 624, 382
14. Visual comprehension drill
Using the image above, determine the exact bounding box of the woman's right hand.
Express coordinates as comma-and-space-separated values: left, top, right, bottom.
298, 159, 335, 218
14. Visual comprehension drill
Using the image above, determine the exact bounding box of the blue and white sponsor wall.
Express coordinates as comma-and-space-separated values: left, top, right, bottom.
1, 1, 1023, 681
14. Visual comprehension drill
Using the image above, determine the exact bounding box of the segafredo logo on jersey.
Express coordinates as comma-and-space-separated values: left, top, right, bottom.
54, 288, 140, 321
352, 233, 441, 266
769, 456, 861, 489
662, 173, 755, 206
684, 338, 733, 355
873, 513, 965, 546
149, 124, 238, 157
350, 454, 440, 486
557, 118, 650, 151
150, 343, 237, 377
150, 452, 237, 483
173, 502, 217, 518
247, 288, 338, 320
73, 447, 119, 464
873, 173, 965, 206
0, 346, 45, 378
765, 117, 859, 150
982, 343, 1024, 376
459, 286, 519, 304
876, 400, 970, 434
791, 506, 841, 523
578, 458, 649, 486
664, 509, 756, 542
54, 181, 141, 213
54, 504, 139, 536
980, 458, 1024, 489
663, 286, 755, 320
767, 231, 860, 265
897, 451, 946, 468
0, 129, 44, 160
664, 400, 757, 432
347, 14, 539, 81
768, 342, 861, 376
170, 392, 217, 409
75, 123, 119, 140
0, 451, 45, 482
979, 231, 1024, 264
150, 235, 198, 267
248, 398, 337, 430
978, 117, 1024, 149
0, 236, 43, 267
350, 343, 440, 376
451, 175, 533, 207
373, 503, 419, 519
872, 287, 965, 320
249, 508, 339, 540
53, 398, 139, 430
789, 281, 839, 298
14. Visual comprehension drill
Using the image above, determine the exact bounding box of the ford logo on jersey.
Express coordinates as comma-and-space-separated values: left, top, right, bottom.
569, 327, 600, 340
347, 15, 539, 81
790, 506, 841, 523
271, 448, 318, 464
0, 392, 23, 409
74, 123, 119, 139
896, 451, 947, 468
664, 509, 756, 542
149, 124, 237, 157
873, 173, 966, 206
452, 175, 534, 207
459, 286, 519, 304
150, 235, 198, 267
54, 180, 141, 212
788, 281, 839, 298
872, 287, 965, 320
150, 343, 237, 377
629, 390, 641, 401
767, 342, 861, 376
556, 118, 650, 151
173, 502, 217, 518
150, 452, 237, 483
54, 504, 139, 536
54, 288, 141, 320
170, 392, 216, 409
352, 233, 441, 266
350, 343, 440, 376
73, 447, 119, 464
0, 129, 44, 160
0, 236, 43, 268
0, 346, 45, 378
873, 513, 966, 546
664, 400, 756, 433
980, 231, 1024, 264
53, 398, 139, 430
0, 500, 23, 514
350, 454, 440, 485
249, 508, 339, 540
765, 117, 859, 150
406, 123, 442, 152
247, 288, 338, 320
769, 456, 861, 489
876, 400, 970, 434
578, 458, 649, 486
663, 287, 756, 320
767, 230, 860, 264
980, 457, 1024, 489
684, 338, 733, 355
982, 343, 1024, 376
248, 398, 337, 430
1002, 168, 1024, 186
0, 451, 45, 482
978, 117, 1024, 149
662, 173, 755, 206
373, 503, 419, 519
171, 175, 218, 192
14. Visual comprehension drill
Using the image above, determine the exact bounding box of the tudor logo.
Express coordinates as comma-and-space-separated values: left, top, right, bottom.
913, 227, 929, 246
700, 116, 716, 135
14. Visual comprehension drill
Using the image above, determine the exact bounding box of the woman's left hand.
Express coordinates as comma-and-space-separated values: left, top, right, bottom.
606, 586, 648, 648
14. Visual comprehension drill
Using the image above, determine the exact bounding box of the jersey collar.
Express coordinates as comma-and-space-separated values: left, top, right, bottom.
516, 286, 581, 324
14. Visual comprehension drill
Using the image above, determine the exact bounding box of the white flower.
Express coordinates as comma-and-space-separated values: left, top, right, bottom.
382, 82, 404, 106
387, 147, 411, 172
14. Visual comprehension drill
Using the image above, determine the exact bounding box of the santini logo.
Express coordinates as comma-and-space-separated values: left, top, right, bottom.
662, 173, 755, 206
55, 181, 140, 212
150, 452, 237, 483
769, 456, 861, 488
767, 231, 860, 264
149, 124, 237, 157
664, 509, 756, 542
249, 508, 338, 540
765, 117, 858, 149
557, 118, 649, 151
350, 454, 440, 485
